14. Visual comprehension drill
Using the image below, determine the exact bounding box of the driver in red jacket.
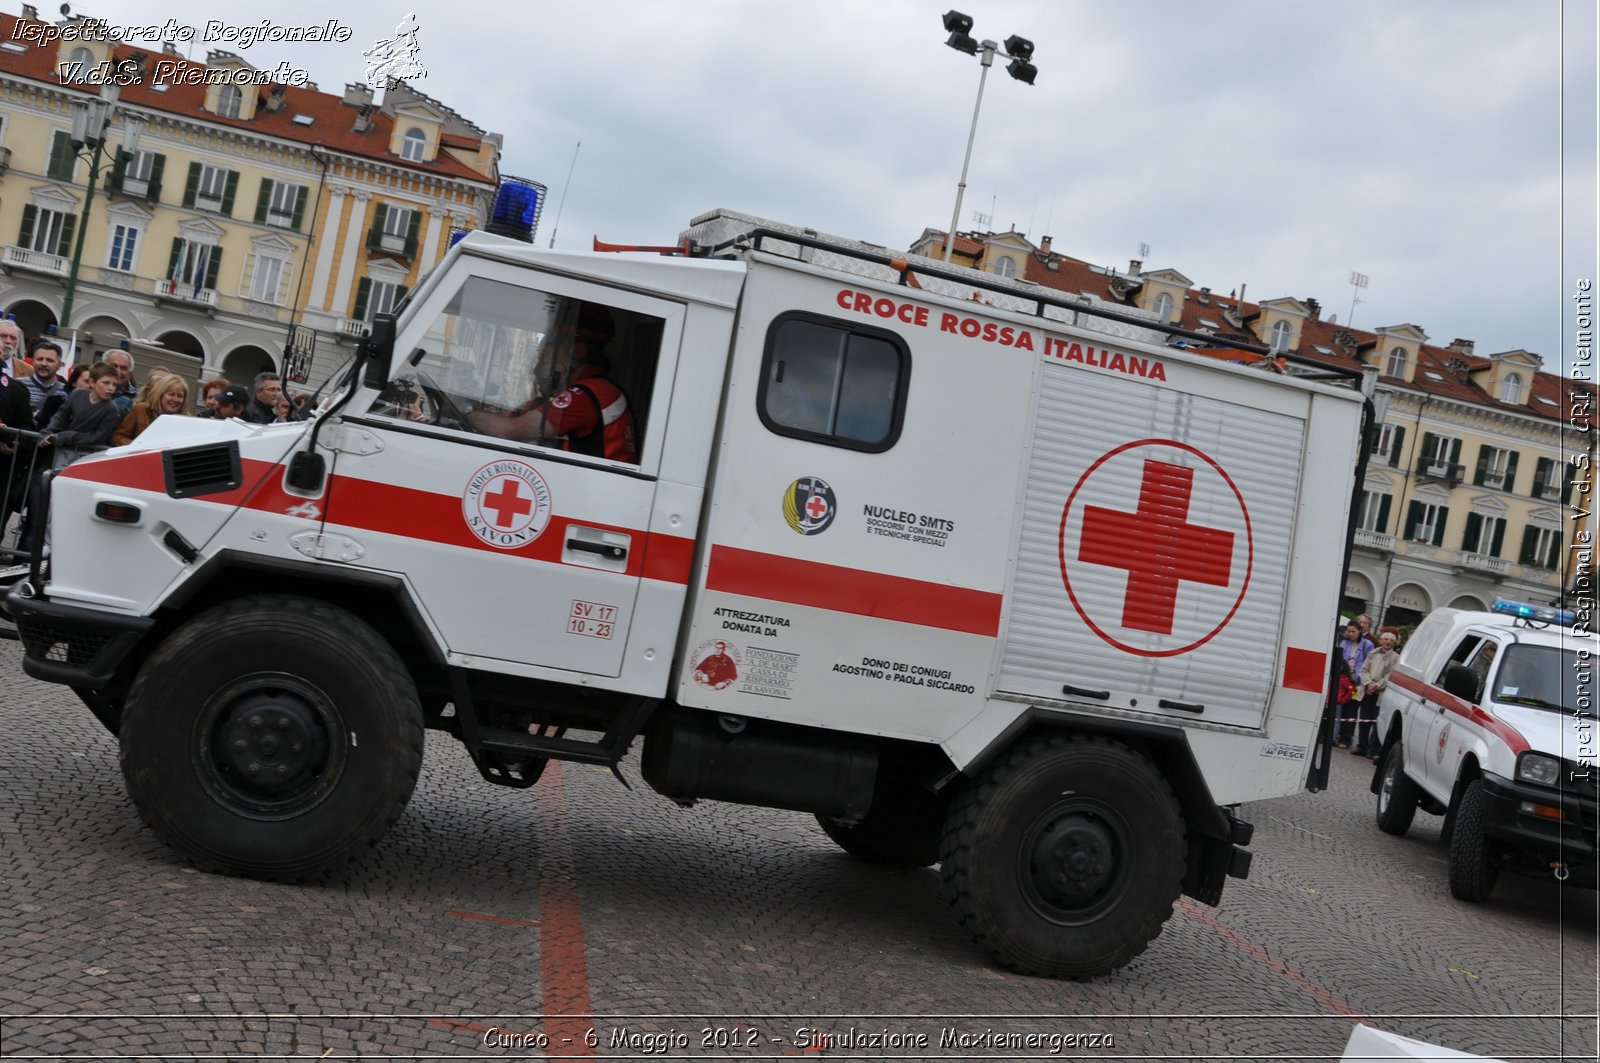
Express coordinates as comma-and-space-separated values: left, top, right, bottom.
469, 305, 638, 464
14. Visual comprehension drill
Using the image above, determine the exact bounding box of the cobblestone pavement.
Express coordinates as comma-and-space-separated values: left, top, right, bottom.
0, 633, 1594, 1060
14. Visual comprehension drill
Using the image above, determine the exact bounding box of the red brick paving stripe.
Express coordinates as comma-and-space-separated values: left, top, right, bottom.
447, 909, 541, 928
1177, 897, 1370, 1022
535, 761, 598, 1058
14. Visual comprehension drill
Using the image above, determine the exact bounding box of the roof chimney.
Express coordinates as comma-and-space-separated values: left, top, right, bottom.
21, 4, 38, 21
1237, 283, 1246, 307
1449, 338, 1475, 356
342, 82, 374, 108
1305, 297, 1321, 321
1198, 287, 1211, 304
264, 83, 287, 111
352, 102, 374, 133
1040, 235, 1052, 254
162, 40, 180, 55
1128, 258, 1142, 275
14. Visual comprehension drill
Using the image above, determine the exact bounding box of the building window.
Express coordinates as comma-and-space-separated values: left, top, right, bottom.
1403, 500, 1448, 547
257, 179, 307, 230
1372, 423, 1405, 467
216, 85, 243, 119
1502, 374, 1523, 402
400, 127, 427, 161
1268, 320, 1291, 353
116, 149, 162, 198
1357, 490, 1391, 534
355, 277, 407, 323
20, 205, 72, 256
368, 202, 419, 257
1473, 445, 1518, 492
64, 46, 94, 81
1385, 347, 1408, 378
993, 256, 1015, 279
1151, 291, 1173, 320
758, 313, 909, 452
1520, 525, 1561, 570
248, 254, 287, 304
107, 223, 139, 272
1462, 513, 1505, 557
1533, 457, 1567, 503
184, 161, 238, 215
46, 129, 76, 181
167, 238, 220, 294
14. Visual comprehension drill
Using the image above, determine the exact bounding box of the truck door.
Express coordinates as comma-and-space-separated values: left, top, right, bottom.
321, 264, 685, 678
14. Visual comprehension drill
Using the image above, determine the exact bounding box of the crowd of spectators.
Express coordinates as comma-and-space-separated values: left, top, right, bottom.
1331, 612, 1403, 761
0, 320, 307, 551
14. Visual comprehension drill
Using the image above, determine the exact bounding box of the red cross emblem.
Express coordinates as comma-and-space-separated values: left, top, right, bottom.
805, 495, 830, 520
1059, 439, 1253, 657
483, 478, 534, 528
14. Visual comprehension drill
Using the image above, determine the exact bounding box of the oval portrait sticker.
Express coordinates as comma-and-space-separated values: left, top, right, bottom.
463, 459, 553, 550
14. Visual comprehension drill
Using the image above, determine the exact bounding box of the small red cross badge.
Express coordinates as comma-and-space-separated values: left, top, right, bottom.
1059, 439, 1253, 657
805, 495, 830, 520
483, 477, 534, 528
463, 459, 553, 550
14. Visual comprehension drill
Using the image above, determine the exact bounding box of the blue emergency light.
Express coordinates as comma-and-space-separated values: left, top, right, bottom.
1491, 598, 1576, 627
486, 180, 544, 243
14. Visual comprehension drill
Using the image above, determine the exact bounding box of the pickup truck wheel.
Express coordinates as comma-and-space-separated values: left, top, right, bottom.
816, 780, 943, 868
940, 734, 1183, 979
119, 595, 424, 881
1447, 779, 1499, 902
1375, 744, 1420, 836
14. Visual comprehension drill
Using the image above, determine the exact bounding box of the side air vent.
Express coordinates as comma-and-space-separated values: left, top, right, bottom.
162, 443, 243, 499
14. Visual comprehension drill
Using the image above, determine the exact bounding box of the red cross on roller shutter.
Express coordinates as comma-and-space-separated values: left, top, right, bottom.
1079, 459, 1235, 634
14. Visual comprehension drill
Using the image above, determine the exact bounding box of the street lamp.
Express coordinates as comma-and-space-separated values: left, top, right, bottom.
60, 82, 145, 336
939, 10, 1037, 263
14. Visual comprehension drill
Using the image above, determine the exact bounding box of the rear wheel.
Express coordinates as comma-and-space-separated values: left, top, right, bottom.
940, 733, 1183, 979
1375, 744, 1420, 836
1447, 779, 1499, 902
119, 595, 424, 880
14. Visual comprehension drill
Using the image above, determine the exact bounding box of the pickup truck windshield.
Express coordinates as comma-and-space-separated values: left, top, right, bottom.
1490, 644, 1592, 713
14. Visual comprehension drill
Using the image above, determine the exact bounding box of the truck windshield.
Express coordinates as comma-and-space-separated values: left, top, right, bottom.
1490, 644, 1593, 713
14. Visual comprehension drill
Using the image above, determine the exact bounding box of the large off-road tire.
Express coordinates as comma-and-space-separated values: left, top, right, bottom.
119, 595, 424, 880
1375, 744, 1420, 836
817, 775, 943, 868
1448, 779, 1499, 902
940, 733, 1184, 979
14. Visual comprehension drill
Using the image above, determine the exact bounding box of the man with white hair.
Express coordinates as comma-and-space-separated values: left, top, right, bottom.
102, 347, 138, 413
0, 320, 35, 381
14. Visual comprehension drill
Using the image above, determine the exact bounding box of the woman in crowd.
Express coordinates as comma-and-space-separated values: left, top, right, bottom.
111, 374, 190, 446
199, 376, 230, 416
1354, 629, 1402, 758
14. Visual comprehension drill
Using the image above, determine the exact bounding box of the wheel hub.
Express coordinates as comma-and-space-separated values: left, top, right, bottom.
197, 679, 344, 817
1029, 813, 1118, 909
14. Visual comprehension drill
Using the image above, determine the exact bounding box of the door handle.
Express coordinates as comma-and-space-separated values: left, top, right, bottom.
566, 538, 627, 561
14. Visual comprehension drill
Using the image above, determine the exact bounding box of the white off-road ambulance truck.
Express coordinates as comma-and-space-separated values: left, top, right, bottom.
6, 211, 1371, 977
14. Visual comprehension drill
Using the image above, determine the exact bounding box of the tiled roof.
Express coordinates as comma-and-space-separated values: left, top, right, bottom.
0, 12, 494, 185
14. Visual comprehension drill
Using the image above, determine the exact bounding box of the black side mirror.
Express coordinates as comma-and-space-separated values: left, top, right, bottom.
362, 314, 396, 391
285, 451, 326, 492
1442, 662, 1482, 703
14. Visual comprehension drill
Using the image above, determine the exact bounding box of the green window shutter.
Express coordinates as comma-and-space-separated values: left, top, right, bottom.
368, 204, 386, 244
353, 277, 371, 322
1388, 425, 1405, 467
1376, 494, 1391, 535
110, 149, 128, 187
1472, 446, 1489, 486
1547, 530, 1563, 569
1403, 500, 1422, 540
254, 179, 272, 224
182, 161, 200, 208
1448, 438, 1462, 465
1502, 451, 1519, 493
291, 186, 308, 230
168, 237, 183, 278
1431, 506, 1449, 548
205, 247, 222, 289
1563, 470, 1574, 505
1534, 457, 1553, 499
220, 170, 239, 216
403, 210, 421, 257
1489, 518, 1505, 558
1419, 432, 1437, 465
47, 130, 74, 180
55, 213, 74, 258
1462, 512, 1481, 552
149, 153, 165, 192
18, 204, 36, 249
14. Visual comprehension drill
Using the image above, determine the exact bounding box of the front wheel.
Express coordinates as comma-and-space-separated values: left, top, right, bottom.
1447, 779, 1498, 902
940, 733, 1184, 979
119, 595, 424, 880
1375, 744, 1420, 836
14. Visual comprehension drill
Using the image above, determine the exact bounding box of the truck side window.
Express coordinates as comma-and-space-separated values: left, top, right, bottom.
758, 313, 908, 452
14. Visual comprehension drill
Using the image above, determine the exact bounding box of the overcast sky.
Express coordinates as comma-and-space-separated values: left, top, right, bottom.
58, 1, 1598, 369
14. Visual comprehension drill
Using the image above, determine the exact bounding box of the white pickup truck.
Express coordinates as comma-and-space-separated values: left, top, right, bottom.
1371, 599, 1595, 899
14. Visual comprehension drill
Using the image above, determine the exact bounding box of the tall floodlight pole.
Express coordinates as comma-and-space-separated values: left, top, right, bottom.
939, 11, 1037, 264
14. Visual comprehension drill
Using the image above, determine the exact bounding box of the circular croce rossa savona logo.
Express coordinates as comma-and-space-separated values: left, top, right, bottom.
462, 459, 553, 550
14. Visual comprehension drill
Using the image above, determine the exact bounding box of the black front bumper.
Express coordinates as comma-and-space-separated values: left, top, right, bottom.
1481, 771, 1598, 872
4, 588, 154, 688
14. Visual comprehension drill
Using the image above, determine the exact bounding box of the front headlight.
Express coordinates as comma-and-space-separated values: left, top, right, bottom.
1515, 752, 1562, 787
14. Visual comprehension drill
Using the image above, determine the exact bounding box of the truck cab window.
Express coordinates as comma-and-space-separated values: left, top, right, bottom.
758, 313, 907, 451
374, 275, 661, 465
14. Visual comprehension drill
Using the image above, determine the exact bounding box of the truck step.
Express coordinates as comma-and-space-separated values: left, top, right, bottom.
476, 726, 622, 765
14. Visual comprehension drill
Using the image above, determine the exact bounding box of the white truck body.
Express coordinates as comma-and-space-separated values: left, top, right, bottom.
10, 212, 1368, 977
